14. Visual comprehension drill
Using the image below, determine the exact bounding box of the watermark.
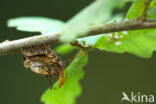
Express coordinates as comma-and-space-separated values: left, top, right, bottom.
121, 92, 154, 103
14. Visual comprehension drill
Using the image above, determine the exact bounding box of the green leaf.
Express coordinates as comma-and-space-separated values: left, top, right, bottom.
7, 17, 64, 34
148, 6, 156, 18
77, 34, 104, 47
126, 0, 145, 19
76, 0, 156, 58
41, 51, 88, 104
77, 29, 156, 58
60, 0, 129, 42
127, 0, 156, 19
149, 0, 156, 8
55, 44, 76, 55
95, 30, 156, 58
148, 0, 156, 18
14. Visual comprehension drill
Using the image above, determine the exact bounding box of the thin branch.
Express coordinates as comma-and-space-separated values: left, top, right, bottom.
0, 32, 60, 55
87, 19, 156, 35
0, 19, 156, 55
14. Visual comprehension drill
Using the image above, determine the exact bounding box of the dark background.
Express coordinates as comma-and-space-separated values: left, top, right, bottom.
0, 0, 155, 104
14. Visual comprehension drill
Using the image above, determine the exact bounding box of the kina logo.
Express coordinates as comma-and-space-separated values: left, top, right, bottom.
121, 92, 154, 103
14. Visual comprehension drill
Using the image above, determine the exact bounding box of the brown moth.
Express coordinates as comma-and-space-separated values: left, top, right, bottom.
21, 44, 67, 88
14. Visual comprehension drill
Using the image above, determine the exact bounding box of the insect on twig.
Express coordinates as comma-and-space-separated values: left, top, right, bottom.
21, 44, 67, 89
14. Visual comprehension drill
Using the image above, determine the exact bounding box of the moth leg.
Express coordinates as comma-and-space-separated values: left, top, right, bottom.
59, 66, 67, 88
43, 43, 55, 58
29, 47, 33, 53
64, 53, 77, 65
45, 75, 53, 89
21, 48, 25, 55
21, 48, 29, 58
49, 66, 59, 80
56, 71, 59, 81
21, 48, 29, 64
43, 43, 50, 49
59, 72, 67, 88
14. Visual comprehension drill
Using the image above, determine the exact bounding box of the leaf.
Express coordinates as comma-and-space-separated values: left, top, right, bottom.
95, 30, 156, 58
107, 13, 125, 23
149, 0, 156, 8
148, 0, 156, 18
76, 0, 156, 58
77, 34, 104, 48
60, 0, 129, 42
127, 0, 156, 19
77, 30, 156, 58
55, 44, 76, 55
148, 6, 156, 18
7, 17, 64, 34
126, 0, 145, 19
41, 50, 88, 104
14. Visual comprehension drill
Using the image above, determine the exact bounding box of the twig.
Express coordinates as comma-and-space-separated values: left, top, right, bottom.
0, 19, 156, 55
0, 32, 60, 55
87, 19, 156, 35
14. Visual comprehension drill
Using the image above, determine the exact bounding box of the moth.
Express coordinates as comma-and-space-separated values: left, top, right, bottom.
21, 44, 67, 88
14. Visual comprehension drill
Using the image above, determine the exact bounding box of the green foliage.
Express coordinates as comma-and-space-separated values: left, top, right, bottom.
148, 6, 156, 18
55, 44, 75, 55
41, 51, 88, 104
149, 0, 156, 8
77, 34, 104, 48
8, 17, 64, 34
95, 29, 156, 58
148, 0, 156, 18
60, 0, 130, 42
126, 0, 145, 19
127, 0, 156, 18
76, 0, 156, 58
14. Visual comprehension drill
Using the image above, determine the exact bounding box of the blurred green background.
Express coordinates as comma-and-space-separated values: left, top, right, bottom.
0, 0, 155, 104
